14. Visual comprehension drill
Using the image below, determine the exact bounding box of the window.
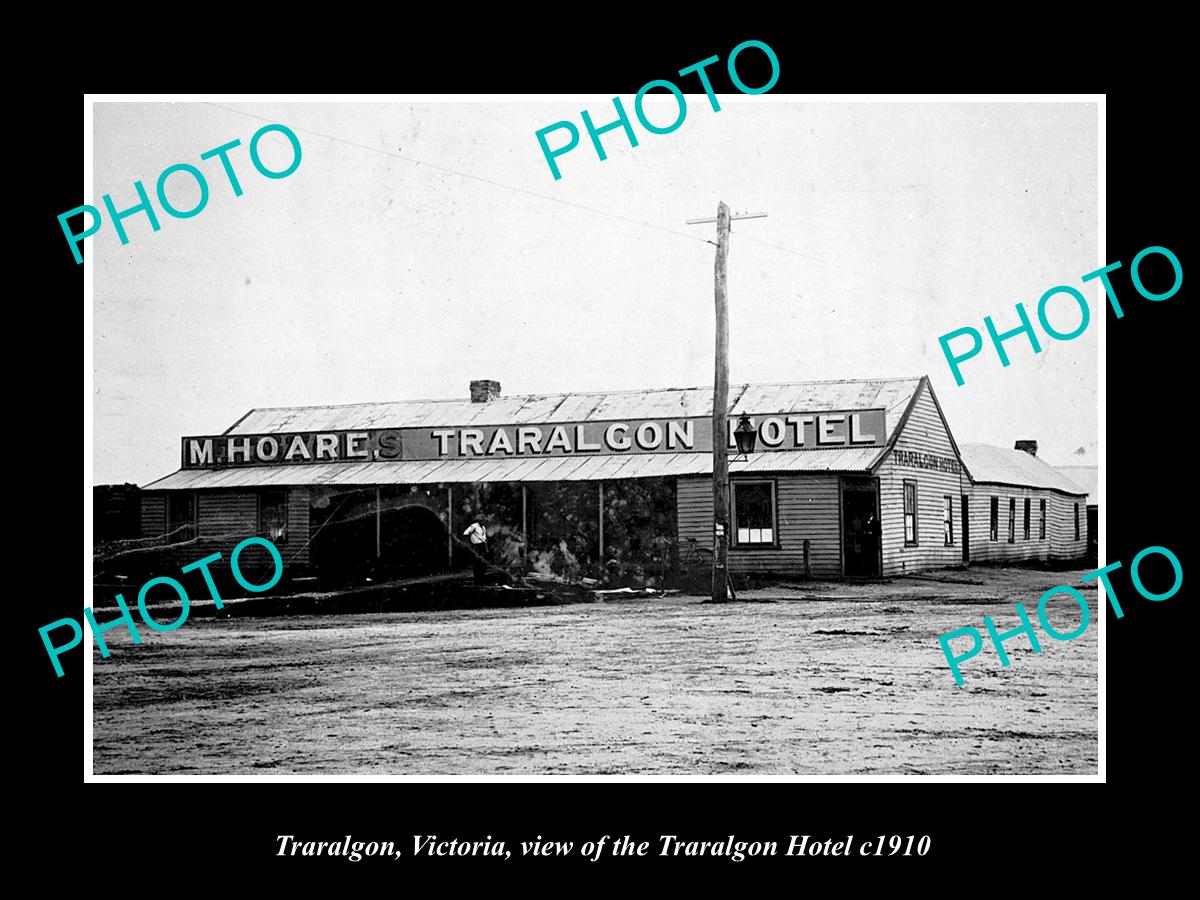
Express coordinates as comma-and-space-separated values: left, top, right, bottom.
732, 481, 775, 546
1075, 503, 1080, 541
1039, 499, 1046, 540
1023, 498, 1031, 540
166, 492, 197, 543
1008, 498, 1016, 543
943, 495, 954, 546
990, 497, 999, 541
259, 489, 289, 543
903, 481, 918, 546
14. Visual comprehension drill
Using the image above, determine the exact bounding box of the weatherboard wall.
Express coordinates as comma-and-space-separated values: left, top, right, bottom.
676, 474, 843, 577
966, 484, 1086, 563
875, 382, 971, 577
139, 488, 311, 569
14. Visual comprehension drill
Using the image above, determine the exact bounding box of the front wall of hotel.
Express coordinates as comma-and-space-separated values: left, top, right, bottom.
676, 474, 843, 577
141, 488, 311, 569
136, 378, 1087, 581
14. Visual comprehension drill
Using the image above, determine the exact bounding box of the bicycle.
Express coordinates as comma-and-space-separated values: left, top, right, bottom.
679, 537, 738, 601
680, 538, 714, 569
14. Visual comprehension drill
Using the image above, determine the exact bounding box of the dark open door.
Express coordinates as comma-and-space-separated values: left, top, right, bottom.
960, 495, 970, 563
842, 477, 881, 577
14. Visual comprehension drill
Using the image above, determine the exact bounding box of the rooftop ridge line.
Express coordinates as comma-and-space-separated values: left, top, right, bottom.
241, 376, 927, 415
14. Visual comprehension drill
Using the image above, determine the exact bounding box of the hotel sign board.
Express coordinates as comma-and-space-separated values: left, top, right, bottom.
181, 409, 887, 469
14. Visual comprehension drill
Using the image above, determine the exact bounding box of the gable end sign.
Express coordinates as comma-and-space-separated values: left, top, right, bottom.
181, 409, 887, 469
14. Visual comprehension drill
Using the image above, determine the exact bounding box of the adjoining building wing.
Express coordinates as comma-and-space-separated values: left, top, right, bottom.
959, 442, 1089, 565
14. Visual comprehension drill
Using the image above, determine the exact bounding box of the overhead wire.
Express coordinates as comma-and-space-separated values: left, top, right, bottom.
203, 102, 716, 248
204, 102, 945, 302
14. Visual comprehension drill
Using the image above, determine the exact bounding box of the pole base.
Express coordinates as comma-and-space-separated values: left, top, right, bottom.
706, 571, 738, 603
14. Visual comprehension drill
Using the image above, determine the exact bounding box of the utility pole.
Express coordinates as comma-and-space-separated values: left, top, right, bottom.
686, 203, 767, 602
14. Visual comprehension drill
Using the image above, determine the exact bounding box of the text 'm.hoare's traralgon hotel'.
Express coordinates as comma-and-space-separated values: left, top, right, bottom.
141, 377, 1089, 580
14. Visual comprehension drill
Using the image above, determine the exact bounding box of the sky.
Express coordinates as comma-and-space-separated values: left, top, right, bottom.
91, 99, 1098, 485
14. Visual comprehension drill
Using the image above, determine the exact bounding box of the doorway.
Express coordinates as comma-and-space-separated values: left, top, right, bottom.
960, 495, 970, 563
309, 487, 378, 582
379, 503, 450, 576
841, 477, 881, 577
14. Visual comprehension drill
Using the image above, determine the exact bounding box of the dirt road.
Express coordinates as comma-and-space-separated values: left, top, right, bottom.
91, 566, 1098, 775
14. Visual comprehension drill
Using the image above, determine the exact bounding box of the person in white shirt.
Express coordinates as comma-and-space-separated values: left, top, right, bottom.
463, 520, 488, 584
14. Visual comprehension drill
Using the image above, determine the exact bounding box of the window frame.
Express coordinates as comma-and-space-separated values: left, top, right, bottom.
1008, 497, 1016, 543
730, 479, 778, 549
903, 480, 919, 547
1039, 499, 1047, 540
166, 491, 197, 544
943, 495, 954, 546
1023, 497, 1031, 541
258, 488, 290, 544
990, 496, 999, 542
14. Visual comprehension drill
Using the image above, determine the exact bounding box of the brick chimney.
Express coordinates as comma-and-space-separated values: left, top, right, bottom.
1015, 440, 1038, 457
469, 379, 501, 403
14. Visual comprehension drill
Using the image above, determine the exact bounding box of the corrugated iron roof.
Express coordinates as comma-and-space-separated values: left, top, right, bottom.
1055, 465, 1098, 504
227, 377, 923, 436
959, 444, 1088, 495
143, 447, 888, 490
734, 447, 884, 473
